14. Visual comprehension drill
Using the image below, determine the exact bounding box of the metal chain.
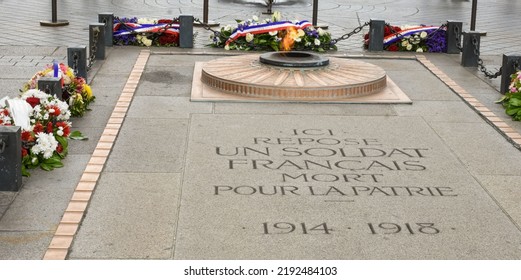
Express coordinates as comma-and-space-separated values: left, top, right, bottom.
426, 23, 447, 40
157, 17, 180, 36
88, 27, 100, 71
385, 23, 405, 41
0, 138, 5, 154
514, 60, 521, 71
72, 52, 79, 77
453, 24, 463, 51
472, 36, 502, 78
193, 18, 221, 35
331, 22, 370, 44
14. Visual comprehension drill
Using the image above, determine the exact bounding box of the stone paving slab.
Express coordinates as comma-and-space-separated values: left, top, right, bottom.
69, 173, 181, 259
173, 114, 521, 259
103, 118, 189, 173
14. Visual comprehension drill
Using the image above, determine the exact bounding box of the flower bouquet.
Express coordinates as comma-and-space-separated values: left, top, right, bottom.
1, 90, 74, 176
113, 17, 180, 47
498, 71, 521, 121
22, 63, 95, 117
364, 24, 447, 53
211, 12, 336, 52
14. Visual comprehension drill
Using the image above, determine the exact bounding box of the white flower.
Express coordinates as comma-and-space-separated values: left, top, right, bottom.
138, 18, 156, 24
317, 28, 325, 36
305, 42, 311, 47
224, 44, 230, 50
269, 30, 278, 36
297, 29, 305, 37
295, 37, 302, 42
62, 75, 71, 85
245, 33, 254, 42
401, 40, 408, 47
48, 108, 55, 114
416, 48, 424, 53
406, 44, 413, 51
31, 132, 58, 159
224, 25, 232, 32
272, 11, 282, 22
252, 15, 259, 22
420, 31, 428, 39
314, 38, 321, 46
57, 129, 64, 136
31, 157, 38, 164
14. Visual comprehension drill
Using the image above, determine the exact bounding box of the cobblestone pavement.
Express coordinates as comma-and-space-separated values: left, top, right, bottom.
0, 0, 520, 55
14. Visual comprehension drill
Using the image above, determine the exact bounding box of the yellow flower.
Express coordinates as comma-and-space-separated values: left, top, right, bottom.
83, 84, 93, 99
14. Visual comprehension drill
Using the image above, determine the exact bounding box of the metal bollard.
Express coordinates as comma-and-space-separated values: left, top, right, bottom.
99, 13, 114, 47
0, 126, 22, 192
500, 54, 521, 94
38, 77, 63, 99
90, 23, 106, 61
40, 0, 69, 27
312, 0, 318, 27
67, 46, 88, 81
461, 31, 481, 67
368, 19, 385, 52
179, 15, 194, 48
446, 21, 463, 54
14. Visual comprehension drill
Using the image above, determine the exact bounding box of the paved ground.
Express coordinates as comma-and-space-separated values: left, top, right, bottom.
1, 0, 521, 262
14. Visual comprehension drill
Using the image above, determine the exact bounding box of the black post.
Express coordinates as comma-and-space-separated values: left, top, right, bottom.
179, 15, 194, 48
446, 21, 463, 54
500, 54, 521, 94
471, 0, 477, 31
40, 0, 69, 27
0, 126, 22, 192
461, 31, 480, 67
52, 0, 57, 22
312, 0, 318, 27
204, 0, 209, 24
68, 46, 88, 82
368, 19, 385, 52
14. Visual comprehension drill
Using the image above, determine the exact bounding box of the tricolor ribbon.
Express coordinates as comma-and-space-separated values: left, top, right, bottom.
113, 23, 180, 37
225, 20, 313, 46
382, 26, 443, 47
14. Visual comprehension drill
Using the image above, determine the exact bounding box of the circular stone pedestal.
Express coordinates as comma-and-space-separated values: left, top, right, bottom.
201, 54, 387, 99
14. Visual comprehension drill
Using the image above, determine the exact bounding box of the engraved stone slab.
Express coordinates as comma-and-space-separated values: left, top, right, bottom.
174, 114, 521, 259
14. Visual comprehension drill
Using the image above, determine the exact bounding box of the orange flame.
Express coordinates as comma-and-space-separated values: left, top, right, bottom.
280, 27, 297, 51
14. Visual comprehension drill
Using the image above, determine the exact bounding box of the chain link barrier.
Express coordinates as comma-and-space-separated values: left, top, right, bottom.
71, 52, 79, 77
453, 24, 463, 51
0, 137, 6, 154
193, 18, 221, 36
331, 22, 370, 44
471, 36, 502, 78
87, 27, 100, 71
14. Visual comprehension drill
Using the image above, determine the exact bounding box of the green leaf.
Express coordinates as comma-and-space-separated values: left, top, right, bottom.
21, 165, 31, 177
506, 108, 521, 116
40, 163, 53, 171
69, 130, 88, 140
509, 98, 521, 107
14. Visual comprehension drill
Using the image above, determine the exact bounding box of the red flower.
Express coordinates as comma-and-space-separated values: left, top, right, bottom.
158, 33, 179, 45
56, 121, 71, 137
26, 97, 40, 108
47, 122, 54, 133
21, 148, 28, 158
384, 25, 402, 37
21, 131, 34, 142
33, 123, 44, 133
387, 44, 399, 51
56, 144, 63, 153
46, 105, 61, 117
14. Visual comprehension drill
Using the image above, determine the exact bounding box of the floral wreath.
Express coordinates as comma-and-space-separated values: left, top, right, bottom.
1, 90, 74, 176
22, 63, 95, 117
